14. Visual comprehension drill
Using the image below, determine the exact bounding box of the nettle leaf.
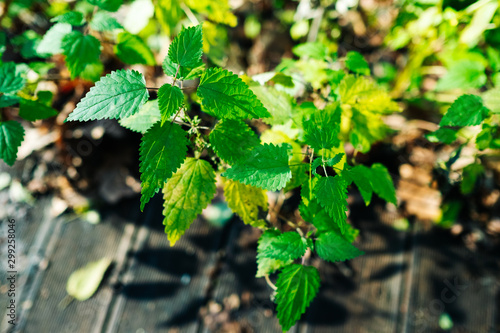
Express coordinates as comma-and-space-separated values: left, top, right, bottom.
168, 24, 203, 68
19, 99, 58, 121
314, 176, 349, 234
275, 264, 320, 332
436, 60, 486, 91
223, 179, 267, 228
256, 230, 292, 277
158, 84, 184, 126
311, 158, 323, 175
67, 69, 148, 122
36, 23, 72, 55
339, 75, 400, 114
250, 85, 293, 125
223, 143, 292, 191
315, 231, 363, 263
210, 119, 260, 165
87, 0, 123, 12
370, 163, 397, 205
61, 31, 101, 79
425, 128, 458, 144
259, 231, 308, 261
139, 122, 188, 210
0, 62, 25, 94
119, 100, 161, 134
115, 32, 155, 66
197, 68, 271, 119
162, 55, 204, 81
343, 165, 373, 206
51, 11, 85, 26
345, 51, 370, 75
89, 12, 123, 31
163, 158, 216, 245
0, 121, 25, 166
0, 95, 20, 108
303, 103, 341, 150
326, 153, 344, 167
440, 94, 490, 127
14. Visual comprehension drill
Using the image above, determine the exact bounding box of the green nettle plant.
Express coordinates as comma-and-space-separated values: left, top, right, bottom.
65, 24, 399, 331
428, 89, 500, 224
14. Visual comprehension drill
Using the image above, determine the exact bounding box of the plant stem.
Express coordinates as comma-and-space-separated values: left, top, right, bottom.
264, 274, 277, 291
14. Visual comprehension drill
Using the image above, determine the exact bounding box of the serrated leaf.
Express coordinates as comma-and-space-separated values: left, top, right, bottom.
275, 264, 320, 332
61, 31, 101, 79
370, 163, 397, 205
0, 95, 20, 108
87, 0, 122, 12
343, 165, 373, 205
223, 179, 267, 228
114, 32, 155, 66
256, 230, 292, 277
326, 153, 344, 167
0, 62, 25, 94
197, 67, 271, 119
259, 231, 308, 261
223, 143, 292, 191
168, 24, 203, 68
51, 11, 85, 26
250, 85, 293, 125
440, 94, 490, 127
19, 99, 57, 121
345, 51, 370, 75
339, 75, 400, 114
436, 60, 486, 91
36, 23, 72, 55
303, 103, 341, 150
162, 55, 204, 80
311, 158, 323, 176
67, 69, 149, 122
90, 12, 123, 31
315, 231, 363, 263
314, 176, 349, 234
425, 128, 458, 144
139, 122, 188, 210
158, 84, 184, 126
119, 100, 161, 133
0, 121, 25, 166
162, 158, 216, 245
66, 257, 111, 301
210, 119, 260, 165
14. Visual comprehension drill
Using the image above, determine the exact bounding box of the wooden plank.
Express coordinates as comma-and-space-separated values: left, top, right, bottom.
108, 196, 225, 333
301, 206, 409, 333
17, 199, 140, 333
201, 221, 283, 333
405, 226, 499, 333
0, 195, 59, 331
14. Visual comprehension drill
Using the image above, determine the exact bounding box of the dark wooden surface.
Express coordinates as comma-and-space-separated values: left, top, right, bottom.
1, 186, 499, 333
